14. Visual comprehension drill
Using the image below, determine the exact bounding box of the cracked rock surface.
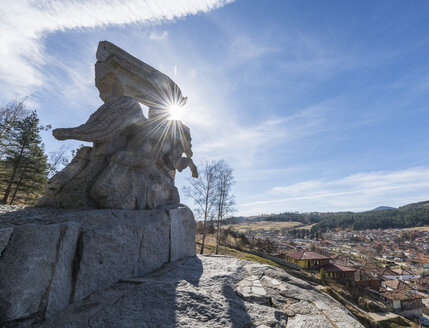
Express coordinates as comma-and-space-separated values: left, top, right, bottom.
33, 255, 363, 328
236, 275, 270, 305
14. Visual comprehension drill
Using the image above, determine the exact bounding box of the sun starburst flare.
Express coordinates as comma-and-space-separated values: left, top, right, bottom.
168, 103, 185, 121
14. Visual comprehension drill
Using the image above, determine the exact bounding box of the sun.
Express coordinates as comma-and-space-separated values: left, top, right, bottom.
168, 103, 185, 122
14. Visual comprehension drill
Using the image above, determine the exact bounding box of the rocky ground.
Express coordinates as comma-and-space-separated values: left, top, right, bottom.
33, 255, 363, 328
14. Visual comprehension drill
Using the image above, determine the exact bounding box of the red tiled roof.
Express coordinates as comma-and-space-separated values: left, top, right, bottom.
392, 267, 415, 275
382, 290, 424, 301
382, 279, 403, 290
382, 267, 416, 276
323, 263, 357, 273
381, 267, 397, 276
332, 255, 362, 268
286, 251, 330, 260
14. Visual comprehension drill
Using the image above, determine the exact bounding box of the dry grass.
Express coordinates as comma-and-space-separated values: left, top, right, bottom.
196, 242, 283, 268
299, 223, 315, 230
403, 226, 429, 231
227, 220, 303, 232
196, 234, 320, 283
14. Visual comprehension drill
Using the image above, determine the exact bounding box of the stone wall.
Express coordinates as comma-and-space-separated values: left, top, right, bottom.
0, 205, 195, 324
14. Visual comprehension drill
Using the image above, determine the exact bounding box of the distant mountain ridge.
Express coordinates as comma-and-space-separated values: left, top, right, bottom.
372, 206, 395, 211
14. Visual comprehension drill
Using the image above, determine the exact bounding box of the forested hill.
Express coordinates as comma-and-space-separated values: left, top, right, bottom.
310, 201, 429, 232
227, 200, 429, 231
225, 211, 330, 225
398, 200, 429, 210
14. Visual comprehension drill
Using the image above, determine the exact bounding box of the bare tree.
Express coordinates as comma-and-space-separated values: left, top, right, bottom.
215, 161, 235, 254
47, 143, 86, 178
47, 145, 70, 178
0, 97, 28, 159
183, 160, 220, 254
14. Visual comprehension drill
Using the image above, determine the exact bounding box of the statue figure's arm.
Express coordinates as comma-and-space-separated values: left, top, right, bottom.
175, 157, 198, 178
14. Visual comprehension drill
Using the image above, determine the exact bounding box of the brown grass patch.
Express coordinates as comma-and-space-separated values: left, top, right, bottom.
227, 220, 303, 232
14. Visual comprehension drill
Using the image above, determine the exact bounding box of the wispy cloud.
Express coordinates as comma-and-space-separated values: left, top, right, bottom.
149, 30, 168, 40
229, 35, 278, 60
241, 167, 429, 215
169, 44, 332, 171
188, 104, 327, 169
0, 0, 233, 97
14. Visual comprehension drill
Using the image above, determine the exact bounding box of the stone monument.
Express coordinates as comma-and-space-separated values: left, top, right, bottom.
37, 40, 198, 210
0, 41, 197, 325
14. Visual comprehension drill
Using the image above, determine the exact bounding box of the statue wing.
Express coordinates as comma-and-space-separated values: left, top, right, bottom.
53, 96, 144, 142
95, 41, 187, 109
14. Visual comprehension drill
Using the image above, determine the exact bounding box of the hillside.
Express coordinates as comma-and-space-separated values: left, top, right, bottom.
311, 202, 429, 232
228, 200, 429, 232
225, 211, 339, 225
399, 200, 429, 210
226, 220, 304, 232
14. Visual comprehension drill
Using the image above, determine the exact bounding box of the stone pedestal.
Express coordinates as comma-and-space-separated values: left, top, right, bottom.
0, 205, 195, 324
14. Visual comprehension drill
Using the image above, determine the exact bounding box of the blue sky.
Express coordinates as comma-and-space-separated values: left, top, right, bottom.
1, 0, 429, 215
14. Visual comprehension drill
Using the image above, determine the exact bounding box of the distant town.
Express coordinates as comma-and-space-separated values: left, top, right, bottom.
201, 204, 429, 327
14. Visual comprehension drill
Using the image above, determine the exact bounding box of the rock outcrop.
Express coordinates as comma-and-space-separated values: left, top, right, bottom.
34, 255, 364, 328
37, 41, 197, 210
0, 205, 195, 325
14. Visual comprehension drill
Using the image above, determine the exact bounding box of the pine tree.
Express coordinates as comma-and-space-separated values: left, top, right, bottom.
1, 111, 48, 205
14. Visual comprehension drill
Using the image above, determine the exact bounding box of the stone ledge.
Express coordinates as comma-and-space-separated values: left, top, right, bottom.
0, 205, 195, 324
33, 256, 363, 328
